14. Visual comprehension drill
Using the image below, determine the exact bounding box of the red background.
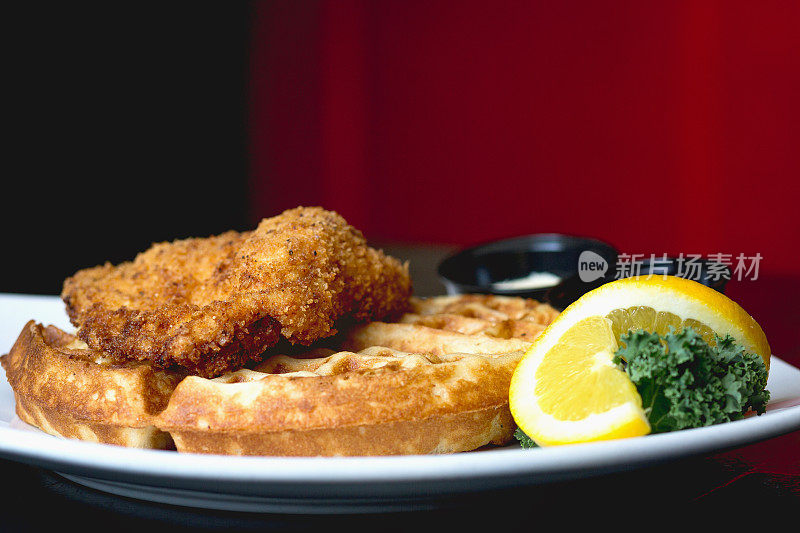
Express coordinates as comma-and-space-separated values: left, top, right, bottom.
248, 1, 799, 358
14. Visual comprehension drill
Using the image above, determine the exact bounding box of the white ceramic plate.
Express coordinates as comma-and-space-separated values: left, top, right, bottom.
0, 294, 798, 513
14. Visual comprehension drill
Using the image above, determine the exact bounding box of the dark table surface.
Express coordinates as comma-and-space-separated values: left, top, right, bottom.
1, 247, 798, 529
0, 438, 797, 531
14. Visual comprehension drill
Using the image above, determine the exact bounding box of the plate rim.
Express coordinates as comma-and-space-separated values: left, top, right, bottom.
1, 393, 799, 487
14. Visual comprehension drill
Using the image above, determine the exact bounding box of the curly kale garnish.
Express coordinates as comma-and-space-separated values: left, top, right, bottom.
613, 327, 769, 433
514, 428, 538, 448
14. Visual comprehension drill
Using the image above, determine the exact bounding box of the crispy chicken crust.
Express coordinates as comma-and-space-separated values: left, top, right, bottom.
62, 207, 412, 377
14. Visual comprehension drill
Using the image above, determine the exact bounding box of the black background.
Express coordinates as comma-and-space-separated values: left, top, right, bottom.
5, 3, 253, 295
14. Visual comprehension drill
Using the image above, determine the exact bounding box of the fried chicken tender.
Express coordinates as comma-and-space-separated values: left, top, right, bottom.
62, 207, 412, 377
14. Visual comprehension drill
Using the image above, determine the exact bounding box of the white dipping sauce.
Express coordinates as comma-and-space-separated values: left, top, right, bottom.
492, 271, 561, 291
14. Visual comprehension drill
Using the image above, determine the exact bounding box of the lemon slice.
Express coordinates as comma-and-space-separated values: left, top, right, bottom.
509, 275, 770, 446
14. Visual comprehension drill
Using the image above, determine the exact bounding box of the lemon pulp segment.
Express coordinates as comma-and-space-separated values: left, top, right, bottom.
607, 307, 715, 344
534, 317, 641, 420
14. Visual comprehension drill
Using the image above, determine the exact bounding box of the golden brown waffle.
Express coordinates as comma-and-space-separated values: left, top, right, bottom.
402, 294, 559, 340
2, 295, 559, 456
2, 322, 183, 449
